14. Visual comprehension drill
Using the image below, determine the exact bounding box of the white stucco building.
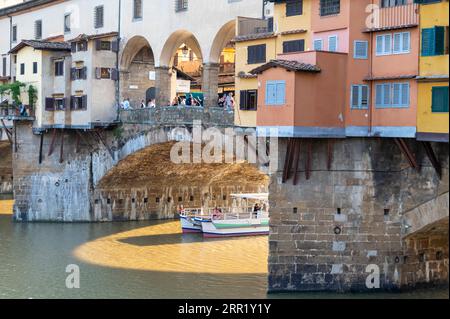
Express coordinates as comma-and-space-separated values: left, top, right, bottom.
0, 0, 265, 130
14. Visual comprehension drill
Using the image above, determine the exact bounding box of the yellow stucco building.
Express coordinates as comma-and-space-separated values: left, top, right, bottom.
417, 0, 449, 142
234, 0, 312, 127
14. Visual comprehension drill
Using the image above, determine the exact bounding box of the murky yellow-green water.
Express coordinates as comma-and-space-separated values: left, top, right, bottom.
0, 199, 448, 299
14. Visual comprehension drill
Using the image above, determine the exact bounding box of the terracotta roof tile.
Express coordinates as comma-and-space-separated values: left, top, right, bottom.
250, 59, 321, 75
9, 40, 70, 54
233, 32, 277, 42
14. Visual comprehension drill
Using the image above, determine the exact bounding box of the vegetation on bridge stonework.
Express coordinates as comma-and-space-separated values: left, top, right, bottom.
98, 142, 269, 190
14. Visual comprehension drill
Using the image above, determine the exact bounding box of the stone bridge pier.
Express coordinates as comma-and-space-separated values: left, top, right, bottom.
268, 138, 448, 292
0, 141, 13, 195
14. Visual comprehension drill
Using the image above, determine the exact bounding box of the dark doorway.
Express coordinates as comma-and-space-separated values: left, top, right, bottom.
146, 87, 156, 103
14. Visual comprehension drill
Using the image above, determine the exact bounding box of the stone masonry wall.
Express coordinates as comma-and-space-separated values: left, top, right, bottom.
268, 138, 449, 292
93, 184, 265, 221
120, 47, 155, 108
0, 141, 13, 194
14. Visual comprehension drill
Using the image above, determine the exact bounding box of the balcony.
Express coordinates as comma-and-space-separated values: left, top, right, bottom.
235, 17, 275, 42
0, 105, 35, 121
365, 3, 419, 32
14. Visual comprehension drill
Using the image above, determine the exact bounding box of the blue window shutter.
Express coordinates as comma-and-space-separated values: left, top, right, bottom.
383, 84, 391, 107
422, 28, 435, 56
266, 82, 275, 105
276, 81, 286, 105
351, 85, 359, 108
375, 84, 383, 106
376, 36, 383, 55
435, 26, 445, 55
392, 83, 401, 106
432, 86, 449, 112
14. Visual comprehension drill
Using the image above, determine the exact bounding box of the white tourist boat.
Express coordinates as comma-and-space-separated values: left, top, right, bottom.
179, 208, 205, 233
198, 193, 270, 238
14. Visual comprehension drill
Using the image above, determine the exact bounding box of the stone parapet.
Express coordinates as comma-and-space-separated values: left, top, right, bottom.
119, 106, 234, 127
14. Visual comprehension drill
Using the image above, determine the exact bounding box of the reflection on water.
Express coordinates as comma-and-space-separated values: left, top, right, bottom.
0, 200, 448, 299
0, 198, 13, 215
74, 221, 268, 275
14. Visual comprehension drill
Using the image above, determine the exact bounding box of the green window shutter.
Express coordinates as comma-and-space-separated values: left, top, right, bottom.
422, 28, 435, 56
432, 87, 449, 113
434, 26, 445, 55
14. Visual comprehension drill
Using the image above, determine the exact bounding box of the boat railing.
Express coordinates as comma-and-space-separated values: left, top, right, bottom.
213, 210, 269, 221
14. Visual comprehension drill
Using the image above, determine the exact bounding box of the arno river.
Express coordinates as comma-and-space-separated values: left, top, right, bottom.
0, 198, 448, 299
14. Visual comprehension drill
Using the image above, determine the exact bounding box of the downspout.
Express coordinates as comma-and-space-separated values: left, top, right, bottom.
262, 0, 267, 19
116, 0, 122, 122
8, 15, 12, 82
368, 0, 374, 137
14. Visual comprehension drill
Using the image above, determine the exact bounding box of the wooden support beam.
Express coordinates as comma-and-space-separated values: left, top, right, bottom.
305, 140, 312, 180
395, 138, 420, 172
292, 139, 301, 186
75, 130, 94, 151
282, 138, 296, 183
59, 129, 64, 164
422, 142, 442, 179
327, 139, 334, 171
75, 132, 81, 154
48, 129, 58, 157
38, 133, 44, 164
93, 130, 114, 159
1, 119, 13, 145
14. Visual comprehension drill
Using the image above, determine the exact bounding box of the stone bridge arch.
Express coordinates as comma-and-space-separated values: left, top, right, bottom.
401, 192, 449, 287
120, 36, 156, 108
91, 124, 269, 222
156, 30, 203, 106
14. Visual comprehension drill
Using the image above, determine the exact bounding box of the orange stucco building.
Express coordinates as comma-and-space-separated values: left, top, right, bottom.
254, 0, 422, 139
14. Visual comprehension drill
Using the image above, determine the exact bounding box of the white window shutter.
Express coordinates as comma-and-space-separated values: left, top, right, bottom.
401, 83, 410, 106
384, 34, 392, 54
402, 32, 410, 53
329, 36, 338, 52
393, 33, 401, 53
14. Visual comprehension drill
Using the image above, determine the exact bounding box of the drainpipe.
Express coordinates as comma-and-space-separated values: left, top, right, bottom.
368, 0, 374, 137
8, 15, 12, 82
115, 0, 122, 122
262, 0, 268, 19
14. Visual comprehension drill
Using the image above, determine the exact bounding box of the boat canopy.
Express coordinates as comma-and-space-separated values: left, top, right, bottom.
230, 193, 269, 201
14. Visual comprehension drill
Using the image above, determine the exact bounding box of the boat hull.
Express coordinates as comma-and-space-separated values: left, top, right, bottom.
200, 218, 269, 238
180, 216, 202, 233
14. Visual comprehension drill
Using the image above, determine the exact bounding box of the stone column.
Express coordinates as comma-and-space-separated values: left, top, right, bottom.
202, 63, 220, 109
155, 66, 172, 107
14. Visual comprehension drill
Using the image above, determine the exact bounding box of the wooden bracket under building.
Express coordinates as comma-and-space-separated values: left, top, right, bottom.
92, 130, 115, 159
422, 142, 442, 179
305, 139, 312, 180
48, 129, 58, 157
327, 139, 334, 171
394, 138, 420, 172
59, 129, 64, 164
292, 139, 301, 185
1, 119, 13, 145
282, 138, 294, 183
38, 133, 44, 164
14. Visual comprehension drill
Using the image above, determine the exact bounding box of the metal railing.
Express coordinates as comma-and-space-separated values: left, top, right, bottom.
181, 207, 269, 221
0, 105, 35, 119
237, 17, 273, 37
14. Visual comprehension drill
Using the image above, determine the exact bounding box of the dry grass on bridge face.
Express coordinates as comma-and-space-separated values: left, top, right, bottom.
98, 142, 268, 189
